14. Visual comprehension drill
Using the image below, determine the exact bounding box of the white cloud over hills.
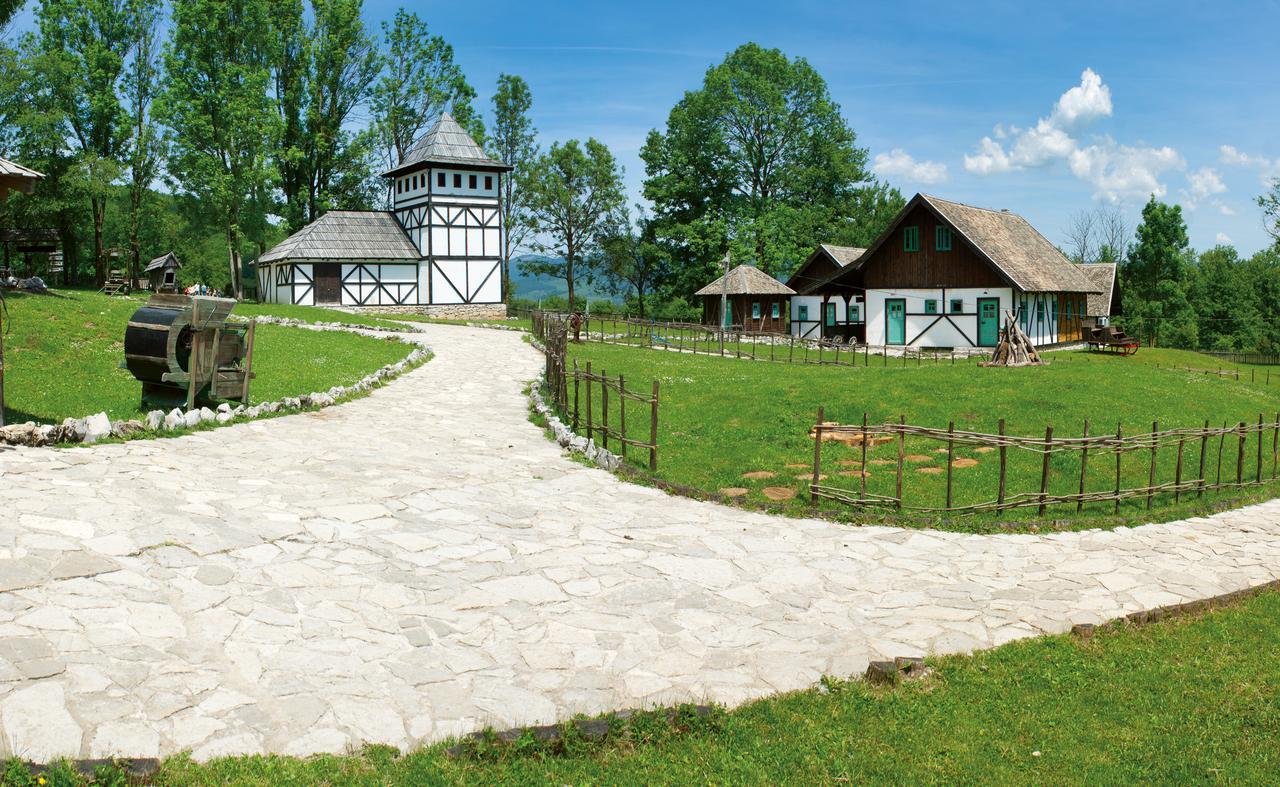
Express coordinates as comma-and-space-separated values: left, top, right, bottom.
872, 148, 948, 184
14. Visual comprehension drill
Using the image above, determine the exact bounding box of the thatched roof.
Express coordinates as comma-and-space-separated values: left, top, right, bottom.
384, 112, 511, 177
258, 211, 420, 264
695, 264, 795, 297
921, 195, 1096, 293
0, 156, 43, 201
1081, 263, 1117, 317
144, 252, 181, 272
819, 244, 867, 267
791, 244, 869, 293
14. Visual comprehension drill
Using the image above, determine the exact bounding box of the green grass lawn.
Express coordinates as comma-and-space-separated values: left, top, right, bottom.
563, 340, 1280, 531
1, 290, 415, 424
224, 301, 407, 330
18, 588, 1279, 784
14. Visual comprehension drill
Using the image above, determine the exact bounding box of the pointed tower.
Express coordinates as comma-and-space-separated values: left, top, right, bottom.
383, 112, 513, 312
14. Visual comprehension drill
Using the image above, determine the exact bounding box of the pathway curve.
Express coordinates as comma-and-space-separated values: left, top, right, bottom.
1, 324, 1279, 761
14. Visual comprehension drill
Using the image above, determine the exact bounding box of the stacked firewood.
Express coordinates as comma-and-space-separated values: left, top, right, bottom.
981, 312, 1043, 367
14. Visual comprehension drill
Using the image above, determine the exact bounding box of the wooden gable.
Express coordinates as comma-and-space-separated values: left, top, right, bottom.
859, 202, 1008, 290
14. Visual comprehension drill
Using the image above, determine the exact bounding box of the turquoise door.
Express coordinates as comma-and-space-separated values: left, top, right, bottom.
978, 298, 999, 346
885, 299, 906, 345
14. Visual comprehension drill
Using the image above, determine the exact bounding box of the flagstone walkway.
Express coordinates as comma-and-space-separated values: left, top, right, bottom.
1, 323, 1279, 762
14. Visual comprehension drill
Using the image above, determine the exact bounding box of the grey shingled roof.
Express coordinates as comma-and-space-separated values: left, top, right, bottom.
144, 252, 181, 272
258, 211, 420, 264
0, 156, 42, 180
1081, 263, 1117, 317
921, 194, 1097, 293
820, 244, 867, 267
385, 112, 510, 175
695, 264, 796, 296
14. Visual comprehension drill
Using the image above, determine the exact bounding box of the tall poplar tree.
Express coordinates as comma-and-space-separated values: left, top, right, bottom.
122, 0, 164, 284
160, 0, 280, 299
1122, 197, 1196, 347
489, 73, 537, 301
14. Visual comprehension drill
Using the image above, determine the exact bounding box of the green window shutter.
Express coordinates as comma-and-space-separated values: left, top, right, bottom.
752, 302, 761, 319
924, 299, 938, 314
936, 226, 952, 251
771, 302, 780, 318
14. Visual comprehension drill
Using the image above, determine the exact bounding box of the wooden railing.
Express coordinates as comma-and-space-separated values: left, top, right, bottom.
809, 408, 1280, 516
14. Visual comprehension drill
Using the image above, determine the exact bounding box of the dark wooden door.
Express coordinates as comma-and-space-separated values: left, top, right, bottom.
314, 263, 341, 304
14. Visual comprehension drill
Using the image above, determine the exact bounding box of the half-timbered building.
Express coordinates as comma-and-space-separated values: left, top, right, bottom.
256, 112, 512, 317
787, 244, 866, 341
816, 194, 1098, 348
695, 264, 794, 332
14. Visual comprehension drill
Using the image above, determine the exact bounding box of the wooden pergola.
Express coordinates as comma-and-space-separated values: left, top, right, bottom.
0, 156, 45, 428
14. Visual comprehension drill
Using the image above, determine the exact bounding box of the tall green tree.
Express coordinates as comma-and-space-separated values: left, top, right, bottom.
489, 73, 537, 302
35, 0, 141, 285
122, 0, 163, 283
1261, 178, 1280, 246
520, 139, 626, 310
641, 42, 900, 295
1191, 245, 1261, 351
1121, 197, 1196, 347
269, 0, 309, 233
597, 207, 670, 319
370, 9, 479, 181
159, 0, 280, 299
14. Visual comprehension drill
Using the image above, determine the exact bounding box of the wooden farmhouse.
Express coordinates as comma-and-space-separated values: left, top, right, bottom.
787, 244, 867, 341
1080, 262, 1119, 329
256, 112, 511, 318
695, 264, 794, 332
804, 194, 1099, 348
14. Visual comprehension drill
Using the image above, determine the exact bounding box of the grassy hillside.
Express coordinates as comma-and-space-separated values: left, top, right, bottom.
565, 340, 1280, 531
1, 290, 414, 424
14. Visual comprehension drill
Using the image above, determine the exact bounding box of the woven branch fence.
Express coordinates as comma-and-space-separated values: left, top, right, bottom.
533, 311, 661, 471
810, 408, 1280, 516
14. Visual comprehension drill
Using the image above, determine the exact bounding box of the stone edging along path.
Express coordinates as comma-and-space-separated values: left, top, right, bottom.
0, 325, 428, 448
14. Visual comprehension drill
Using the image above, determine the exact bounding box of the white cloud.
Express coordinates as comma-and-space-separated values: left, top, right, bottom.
873, 148, 949, 184
1050, 67, 1113, 128
1219, 144, 1279, 186
1187, 167, 1227, 200
1219, 204, 1236, 216
964, 68, 1180, 201
1216, 232, 1232, 245
1067, 140, 1183, 202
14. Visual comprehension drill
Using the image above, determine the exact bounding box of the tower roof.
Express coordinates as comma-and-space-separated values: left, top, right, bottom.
383, 112, 511, 177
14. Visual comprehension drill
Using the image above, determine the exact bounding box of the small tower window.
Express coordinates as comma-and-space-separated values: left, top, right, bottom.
437, 172, 445, 188
453, 173, 462, 188
484, 176, 493, 190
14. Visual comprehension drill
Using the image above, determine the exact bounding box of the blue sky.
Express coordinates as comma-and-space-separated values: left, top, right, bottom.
11, 0, 1280, 253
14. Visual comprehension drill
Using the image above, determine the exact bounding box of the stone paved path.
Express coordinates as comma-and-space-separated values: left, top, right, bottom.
2, 323, 1280, 762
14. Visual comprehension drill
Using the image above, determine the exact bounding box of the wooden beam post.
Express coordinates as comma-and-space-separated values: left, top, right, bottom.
860, 411, 869, 501
572, 359, 580, 431
618, 373, 627, 462
1199, 419, 1210, 497
585, 361, 593, 444
650, 380, 659, 472
601, 369, 609, 451
1146, 420, 1158, 510
997, 419, 1007, 515
240, 319, 257, 404
1114, 422, 1123, 515
811, 406, 825, 504
946, 421, 956, 510
895, 414, 905, 510
1039, 425, 1053, 516
1257, 413, 1264, 484
1077, 418, 1090, 513
1236, 421, 1246, 486
1175, 435, 1185, 503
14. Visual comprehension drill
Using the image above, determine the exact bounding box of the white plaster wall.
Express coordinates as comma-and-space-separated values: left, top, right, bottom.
865, 287, 1013, 347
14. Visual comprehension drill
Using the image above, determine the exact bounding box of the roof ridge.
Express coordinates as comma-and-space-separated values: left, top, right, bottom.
922, 193, 1020, 217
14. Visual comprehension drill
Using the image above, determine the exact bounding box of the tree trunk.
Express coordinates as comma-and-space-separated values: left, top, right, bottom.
226, 226, 244, 301
92, 196, 106, 287
566, 252, 575, 312
129, 182, 143, 286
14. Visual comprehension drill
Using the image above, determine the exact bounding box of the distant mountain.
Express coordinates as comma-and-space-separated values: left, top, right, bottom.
509, 255, 617, 303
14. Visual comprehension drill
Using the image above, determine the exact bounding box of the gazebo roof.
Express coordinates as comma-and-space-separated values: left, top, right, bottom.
695, 264, 795, 297
383, 112, 511, 177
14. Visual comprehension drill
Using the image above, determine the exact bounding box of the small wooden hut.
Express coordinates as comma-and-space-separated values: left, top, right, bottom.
145, 252, 182, 292
695, 264, 794, 333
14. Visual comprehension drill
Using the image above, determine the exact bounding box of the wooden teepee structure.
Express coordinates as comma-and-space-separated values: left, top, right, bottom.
981, 311, 1043, 367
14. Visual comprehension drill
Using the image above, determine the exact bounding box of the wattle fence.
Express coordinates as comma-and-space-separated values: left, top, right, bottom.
809, 408, 1280, 516
532, 311, 661, 471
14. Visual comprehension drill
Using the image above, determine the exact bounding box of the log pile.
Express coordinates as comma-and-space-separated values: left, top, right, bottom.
981, 312, 1043, 367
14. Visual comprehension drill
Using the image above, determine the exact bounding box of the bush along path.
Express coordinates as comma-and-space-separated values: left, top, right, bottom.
2, 322, 1280, 764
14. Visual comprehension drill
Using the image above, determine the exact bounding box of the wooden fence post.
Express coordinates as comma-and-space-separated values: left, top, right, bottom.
811, 406, 825, 504
1199, 419, 1210, 497
650, 380, 660, 472
1257, 413, 1264, 484
1273, 411, 1279, 480
895, 414, 905, 510
618, 373, 627, 462
1216, 421, 1227, 487
1114, 422, 1123, 515
601, 369, 610, 451
1146, 421, 1158, 510
946, 421, 956, 510
1236, 421, 1246, 487
572, 359, 580, 431
1039, 425, 1053, 516
997, 419, 1007, 515
586, 361, 593, 443
860, 412, 869, 501
1175, 436, 1185, 503
1078, 419, 1090, 513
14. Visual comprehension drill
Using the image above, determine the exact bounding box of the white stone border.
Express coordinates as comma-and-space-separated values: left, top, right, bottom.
0, 331, 430, 448
526, 334, 622, 472
230, 314, 417, 334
